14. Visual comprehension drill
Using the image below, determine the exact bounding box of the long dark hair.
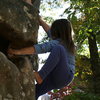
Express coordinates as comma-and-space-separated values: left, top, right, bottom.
51, 19, 75, 55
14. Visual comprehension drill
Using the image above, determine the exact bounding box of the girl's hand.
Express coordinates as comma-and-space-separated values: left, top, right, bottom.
8, 46, 36, 56
38, 16, 50, 32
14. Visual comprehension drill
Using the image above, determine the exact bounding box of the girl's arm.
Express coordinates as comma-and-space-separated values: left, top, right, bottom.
8, 46, 36, 55
39, 17, 51, 33
8, 40, 60, 55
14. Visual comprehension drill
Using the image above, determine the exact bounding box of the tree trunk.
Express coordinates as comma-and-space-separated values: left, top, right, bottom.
0, 0, 40, 99
88, 32, 100, 95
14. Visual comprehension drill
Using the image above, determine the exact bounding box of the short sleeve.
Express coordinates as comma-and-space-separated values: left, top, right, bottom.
34, 40, 60, 54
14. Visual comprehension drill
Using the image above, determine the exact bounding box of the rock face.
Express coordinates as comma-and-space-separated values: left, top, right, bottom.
0, 0, 40, 99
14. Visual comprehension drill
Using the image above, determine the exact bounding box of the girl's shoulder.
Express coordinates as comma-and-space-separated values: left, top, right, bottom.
45, 39, 60, 50
49, 39, 60, 44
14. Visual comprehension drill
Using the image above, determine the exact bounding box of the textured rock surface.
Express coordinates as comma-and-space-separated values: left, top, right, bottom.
0, 52, 35, 100
0, 0, 40, 50
0, 0, 40, 99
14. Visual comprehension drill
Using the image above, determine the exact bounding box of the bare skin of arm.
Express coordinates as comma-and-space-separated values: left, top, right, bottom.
8, 46, 36, 55
39, 17, 51, 33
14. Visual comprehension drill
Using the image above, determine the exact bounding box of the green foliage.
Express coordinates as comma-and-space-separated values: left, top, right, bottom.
40, 0, 63, 11
63, 92, 100, 100
62, 0, 100, 54
74, 55, 93, 91
76, 55, 91, 75
43, 16, 54, 23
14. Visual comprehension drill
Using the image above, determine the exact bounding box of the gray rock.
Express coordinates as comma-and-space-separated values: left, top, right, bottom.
0, 0, 40, 99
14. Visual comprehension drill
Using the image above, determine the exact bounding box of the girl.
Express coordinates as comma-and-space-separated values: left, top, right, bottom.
8, 17, 75, 99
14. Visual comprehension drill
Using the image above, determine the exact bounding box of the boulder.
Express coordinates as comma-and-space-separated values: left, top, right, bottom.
0, 0, 40, 99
